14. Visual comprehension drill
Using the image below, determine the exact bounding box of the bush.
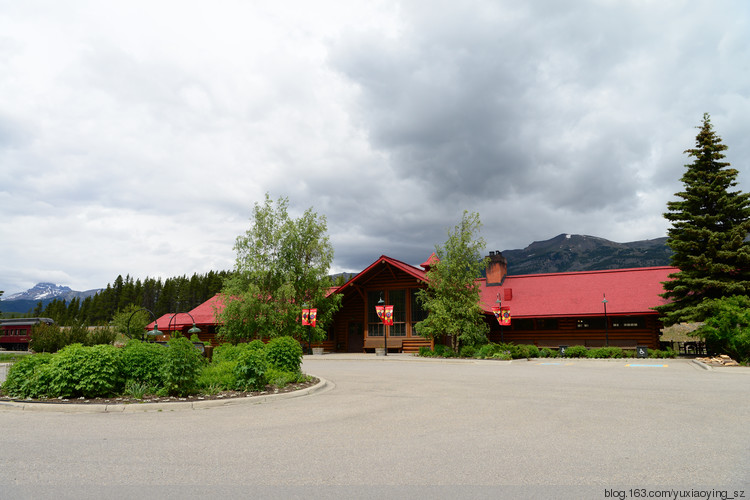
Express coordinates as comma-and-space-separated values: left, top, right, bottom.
563, 345, 588, 358
234, 348, 268, 390
161, 337, 205, 396
29, 323, 115, 353
695, 295, 750, 363
522, 345, 540, 358
197, 359, 237, 392
648, 348, 676, 359
459, 345, 477, 358
538, 347, 554, 358
476, 343, 500, 359
418, 346, 434, 357
47, 344, 122, 398
266, 366, 306, 388
29, 323, 67, 353
587, 347, 625, 359
119, 340, 166, 387
1, 353, 54, 399
266, 336, 303, 373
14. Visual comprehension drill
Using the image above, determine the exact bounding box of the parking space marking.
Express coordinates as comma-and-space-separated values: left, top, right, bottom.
625, 363, 668, 368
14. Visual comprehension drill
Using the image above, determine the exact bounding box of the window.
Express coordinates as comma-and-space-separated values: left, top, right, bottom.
512, 318, 535, 331
367, 290, 384, 337
389, 289, 406, 336
612, 317, 644, 329
536, 318, 558, 330
577, 318, 606, 329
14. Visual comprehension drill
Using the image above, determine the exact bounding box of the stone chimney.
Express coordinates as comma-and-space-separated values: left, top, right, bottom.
486, 251, 507, 286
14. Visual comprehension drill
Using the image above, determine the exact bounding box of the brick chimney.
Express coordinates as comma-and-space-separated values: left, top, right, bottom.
486, 251, 507, 286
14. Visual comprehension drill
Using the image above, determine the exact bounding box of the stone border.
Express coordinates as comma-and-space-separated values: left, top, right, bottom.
0, 375, 330, 413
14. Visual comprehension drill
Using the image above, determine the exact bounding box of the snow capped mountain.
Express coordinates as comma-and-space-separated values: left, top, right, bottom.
4, 282, 75, 301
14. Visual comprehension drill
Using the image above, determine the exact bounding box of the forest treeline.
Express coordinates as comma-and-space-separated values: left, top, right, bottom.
28, 270, 352, 326
31, 271, 231, 326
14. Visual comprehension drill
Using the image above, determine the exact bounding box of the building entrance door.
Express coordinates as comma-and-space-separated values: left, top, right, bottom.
347, 322, 364, 352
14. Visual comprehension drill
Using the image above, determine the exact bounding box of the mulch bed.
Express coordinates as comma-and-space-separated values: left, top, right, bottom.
0, 377, 319, 405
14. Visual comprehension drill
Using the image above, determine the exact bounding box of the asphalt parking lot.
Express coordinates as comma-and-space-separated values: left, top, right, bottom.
1, 355, 748, 499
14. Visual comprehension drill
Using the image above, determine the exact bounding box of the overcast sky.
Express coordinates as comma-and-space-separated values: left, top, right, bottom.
1, 1, 749, 295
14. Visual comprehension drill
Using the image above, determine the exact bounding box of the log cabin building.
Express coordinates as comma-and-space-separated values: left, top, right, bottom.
149, 252, 674, 353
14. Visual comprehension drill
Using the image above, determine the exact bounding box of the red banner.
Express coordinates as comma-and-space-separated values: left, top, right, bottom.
309, 308, 317, 328
376, 305, 394, 326
492, 305, 511, 326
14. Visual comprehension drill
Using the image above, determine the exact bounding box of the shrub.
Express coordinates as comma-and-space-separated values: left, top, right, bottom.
234, 348, 268, 390
266, 366, 305, 388
1, 353, 54, 399
119, 340, 166, 387
648, 348, 676, 359
197, 359, 237, 391
522, 345, 540, 358
266, 336, 303, 373
418, 346, 434, 357
563, 345, 588, 358
89, 326, 116, 346
459, 345, 477, 358
29, 323, 67, 353
476, 343, 500, 359
46, 344, 122, 398
161, 337, 205, 396
587, 347, 624, 359
212, 343, 242, 364
491, 351, 512, 360
694, 295, 750, 363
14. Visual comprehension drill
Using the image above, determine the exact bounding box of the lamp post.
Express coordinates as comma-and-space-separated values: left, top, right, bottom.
126, 307, 161, 340
168, 311, 201, 339
602, 294, 609, 347
495, 293, 504, 344
378, 294, 387, 356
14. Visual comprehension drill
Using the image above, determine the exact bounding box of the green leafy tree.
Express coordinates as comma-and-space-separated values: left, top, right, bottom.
110, 304, 151, 340
693, 296, 750, 363
219, 194, 341, 343
415, 210, 489, 352
656, 114, 750, 325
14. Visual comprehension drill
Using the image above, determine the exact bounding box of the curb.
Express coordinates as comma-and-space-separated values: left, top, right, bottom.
691, 359, 712, 371
0, 375, 331, 413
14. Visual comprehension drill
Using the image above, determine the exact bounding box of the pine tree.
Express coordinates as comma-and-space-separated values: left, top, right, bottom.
656, 113, 750, 325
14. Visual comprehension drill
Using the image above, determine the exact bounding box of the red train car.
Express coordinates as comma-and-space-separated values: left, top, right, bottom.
0, 317, 54, 351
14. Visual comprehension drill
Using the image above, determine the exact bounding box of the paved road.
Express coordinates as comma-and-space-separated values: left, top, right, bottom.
1, 356, 748, 499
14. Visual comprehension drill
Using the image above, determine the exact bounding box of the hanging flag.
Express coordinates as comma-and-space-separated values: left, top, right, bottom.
384, 305, 394, 326
309, 308, 318, 328
301, 309, 310, 326
499, 306, 511, 326
491, 305, 502, 324
376, 305, 385, 324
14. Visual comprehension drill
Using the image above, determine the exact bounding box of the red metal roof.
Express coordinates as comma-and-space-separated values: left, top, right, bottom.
478, 266, 675, 317
146, 295, 225, 330
333, 255, 428, 294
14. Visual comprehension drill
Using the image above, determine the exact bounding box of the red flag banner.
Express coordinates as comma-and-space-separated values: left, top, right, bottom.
491, 305, 502, 324
301, 309, 310, 326
384, 305, 394, 326
309, 308, 317, 328
376, 305, 386, 324
499, 306, 511, 326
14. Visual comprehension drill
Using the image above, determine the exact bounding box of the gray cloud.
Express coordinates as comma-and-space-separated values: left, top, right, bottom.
1, 1, 749, 294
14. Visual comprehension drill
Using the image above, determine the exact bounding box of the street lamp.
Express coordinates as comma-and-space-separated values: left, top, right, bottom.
602, 293, 609, 347
168, 311, 201, 339
495, 293, 504, 344
378, 294, 387, 356
126, 307, 161, 340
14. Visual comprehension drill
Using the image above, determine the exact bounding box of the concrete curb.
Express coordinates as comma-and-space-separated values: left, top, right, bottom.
691, 359, 712, 371
0, 375, 331, 413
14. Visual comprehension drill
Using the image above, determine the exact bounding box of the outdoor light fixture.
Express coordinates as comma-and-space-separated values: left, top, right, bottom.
147, 322, 163, 337
602, 293, 609, 347
168, 311, 201, 338
375, 293, 393, 356
126, 307, 160, 340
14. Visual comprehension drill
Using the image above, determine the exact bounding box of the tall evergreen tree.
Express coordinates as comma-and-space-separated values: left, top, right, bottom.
656, 113, 750, 325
